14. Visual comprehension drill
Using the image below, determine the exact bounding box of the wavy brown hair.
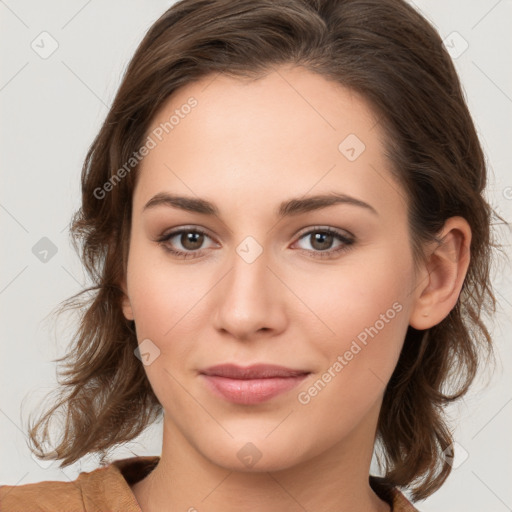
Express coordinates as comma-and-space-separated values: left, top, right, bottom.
27, 0, 499, 501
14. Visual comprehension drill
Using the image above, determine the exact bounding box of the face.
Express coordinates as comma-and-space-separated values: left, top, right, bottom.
122, 65, 420, 472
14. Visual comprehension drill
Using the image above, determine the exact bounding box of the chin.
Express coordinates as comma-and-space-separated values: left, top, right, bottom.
195, 433, 314, 473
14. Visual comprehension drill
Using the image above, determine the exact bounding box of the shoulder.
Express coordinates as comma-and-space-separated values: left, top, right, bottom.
0, 456, 159, 512
0, 476, 85, 511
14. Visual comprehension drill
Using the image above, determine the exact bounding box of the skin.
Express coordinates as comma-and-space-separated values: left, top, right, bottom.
121, 64, 471, 512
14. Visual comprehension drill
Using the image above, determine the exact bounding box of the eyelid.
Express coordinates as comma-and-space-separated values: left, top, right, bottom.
293, 225, 354, 242
158, 225, 214, 241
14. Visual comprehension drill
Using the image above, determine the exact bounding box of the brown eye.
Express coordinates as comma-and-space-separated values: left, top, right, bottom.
293, 227, 355, 259
179, 231, 205, 250
309, 232, 335, 251
156, 227, 217, 259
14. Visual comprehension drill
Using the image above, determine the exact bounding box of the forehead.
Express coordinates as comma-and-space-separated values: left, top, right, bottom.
134, 65, 405, 219
146, 65, 379, 151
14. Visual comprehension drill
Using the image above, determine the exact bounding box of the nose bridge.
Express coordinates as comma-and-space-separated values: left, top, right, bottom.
212, 234, 285, 338
225, 235, 272, 307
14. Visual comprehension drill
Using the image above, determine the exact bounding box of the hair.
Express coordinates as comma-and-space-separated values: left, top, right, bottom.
27, 0, 500, 502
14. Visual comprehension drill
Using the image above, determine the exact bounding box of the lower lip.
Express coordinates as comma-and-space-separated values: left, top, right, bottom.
200, 374, 309, 404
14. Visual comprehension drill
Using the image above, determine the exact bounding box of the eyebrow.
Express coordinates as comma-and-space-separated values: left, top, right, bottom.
143, 191, 378, 217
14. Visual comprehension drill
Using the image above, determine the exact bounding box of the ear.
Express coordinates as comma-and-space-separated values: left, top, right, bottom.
409, 216, 471, 330
119, 277, 134, 321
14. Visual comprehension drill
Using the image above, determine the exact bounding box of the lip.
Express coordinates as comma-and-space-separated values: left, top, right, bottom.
199, 364, 310, 404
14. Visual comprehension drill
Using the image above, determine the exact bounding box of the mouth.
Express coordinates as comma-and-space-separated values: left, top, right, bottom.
199, 363, 311, 405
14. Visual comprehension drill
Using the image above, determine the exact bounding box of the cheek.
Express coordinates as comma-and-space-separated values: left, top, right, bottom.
125, 242, 195, 348
125, 249, 207, 414
299, 240, 413, 344
295, 244, 413, 403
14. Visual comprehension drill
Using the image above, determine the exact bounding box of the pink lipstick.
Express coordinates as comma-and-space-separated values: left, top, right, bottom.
199, 363, 310, 404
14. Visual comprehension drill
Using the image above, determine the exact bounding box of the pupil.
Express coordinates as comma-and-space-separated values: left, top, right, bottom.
312, 232, 332, 251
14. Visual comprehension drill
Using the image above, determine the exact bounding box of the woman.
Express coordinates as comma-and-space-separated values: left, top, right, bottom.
0, 0, 498, 510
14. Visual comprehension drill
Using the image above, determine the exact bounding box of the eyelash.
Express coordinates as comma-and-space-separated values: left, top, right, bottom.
156, 226, 355, 260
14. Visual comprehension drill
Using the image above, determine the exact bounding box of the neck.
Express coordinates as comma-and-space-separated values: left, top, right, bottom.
132, 408, 391, 512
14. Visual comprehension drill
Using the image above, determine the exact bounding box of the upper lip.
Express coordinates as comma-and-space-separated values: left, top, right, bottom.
200, 363, 310, 379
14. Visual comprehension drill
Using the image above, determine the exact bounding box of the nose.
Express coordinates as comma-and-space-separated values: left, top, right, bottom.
212, 242, 288, 341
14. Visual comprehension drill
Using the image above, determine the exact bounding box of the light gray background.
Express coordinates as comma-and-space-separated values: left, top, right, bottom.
1, 1, 511, 510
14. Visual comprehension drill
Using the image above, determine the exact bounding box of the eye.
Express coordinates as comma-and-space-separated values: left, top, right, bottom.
292, 227, 354, 259
156, 227, 217, 259
156, 225, 355, 260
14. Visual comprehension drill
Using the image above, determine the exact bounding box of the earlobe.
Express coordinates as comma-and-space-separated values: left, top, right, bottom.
122, 297, 135, 321
119, 279, 134, 321
409, 217, 471, 330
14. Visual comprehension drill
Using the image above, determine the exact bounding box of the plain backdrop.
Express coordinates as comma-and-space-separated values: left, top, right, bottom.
1, 1, 511, 510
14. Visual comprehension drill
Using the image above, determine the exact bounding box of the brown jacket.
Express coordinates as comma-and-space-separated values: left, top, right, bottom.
0, 456, 419, 511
